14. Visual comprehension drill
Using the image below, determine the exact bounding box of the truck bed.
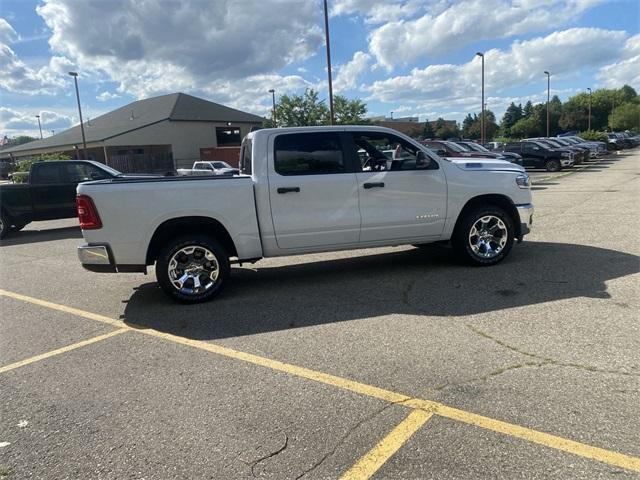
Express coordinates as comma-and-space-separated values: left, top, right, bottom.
77, 175, 263, 266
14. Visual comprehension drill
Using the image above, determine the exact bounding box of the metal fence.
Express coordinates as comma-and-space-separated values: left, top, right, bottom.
109, 153, 174, 174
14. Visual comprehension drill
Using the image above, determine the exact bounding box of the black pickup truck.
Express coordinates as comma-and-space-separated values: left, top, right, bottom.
502, 141, 575, 172
0, 160, 121, 238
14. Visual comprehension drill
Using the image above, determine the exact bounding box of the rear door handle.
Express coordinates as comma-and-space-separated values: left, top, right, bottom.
363, 182, 385, 189
277, 187, 300, 194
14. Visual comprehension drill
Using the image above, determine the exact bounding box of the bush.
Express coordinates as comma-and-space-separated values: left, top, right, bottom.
9, 172, 29, 183
15, 152, 72, 173
578, 130, 608, 142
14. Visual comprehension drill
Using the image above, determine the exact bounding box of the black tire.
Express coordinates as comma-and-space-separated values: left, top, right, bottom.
452, 205, 515, 266
545, 159, 561, 172
0, 211, 10, 239
155, 235, 230, 304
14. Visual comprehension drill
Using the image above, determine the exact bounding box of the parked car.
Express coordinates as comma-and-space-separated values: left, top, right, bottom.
77, 126, 534, 303
177, 161, 239, 176
485, 142, 505, 151
0, 160, 122, 238
606, 133, 623, 150
561, 137, 608, 157
502, 140, 574, 172
456, 141, 523, 165
530, 138, 588, 164
422, 140, 499, 160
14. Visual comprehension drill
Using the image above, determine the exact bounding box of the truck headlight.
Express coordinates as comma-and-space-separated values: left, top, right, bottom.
516, 174, 530, 189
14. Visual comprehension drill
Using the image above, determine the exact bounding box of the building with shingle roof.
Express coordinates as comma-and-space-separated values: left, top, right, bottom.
0, 93, 264, 172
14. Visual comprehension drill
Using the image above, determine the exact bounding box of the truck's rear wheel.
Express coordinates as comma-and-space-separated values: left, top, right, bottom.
156, 235, 230, 304
0, 212, 10, 239
452, 205, 514, 266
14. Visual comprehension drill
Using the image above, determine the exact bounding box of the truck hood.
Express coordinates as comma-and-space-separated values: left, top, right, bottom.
446, 157, 525, 173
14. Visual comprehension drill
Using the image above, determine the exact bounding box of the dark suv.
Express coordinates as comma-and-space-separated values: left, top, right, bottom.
422, 140, 498, 159
503, 141, 574, 172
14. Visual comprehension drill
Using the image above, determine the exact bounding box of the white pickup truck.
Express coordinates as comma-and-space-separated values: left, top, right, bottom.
77, 126, 534, 303
176, 161, 238, 176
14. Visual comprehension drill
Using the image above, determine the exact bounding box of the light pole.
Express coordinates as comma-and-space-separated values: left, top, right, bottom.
323, 0, 335, 125
35, 115, 43, 139
587, 88, 592, 131
390, 111, 394, 120
544, 71, 550, 137
476, 52, 485, 144
68, 71, 87, 158
268, 89, 277, 127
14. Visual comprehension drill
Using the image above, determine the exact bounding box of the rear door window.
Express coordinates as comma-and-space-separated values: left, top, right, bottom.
32, 163, 62, 184
274, 132, 344, 175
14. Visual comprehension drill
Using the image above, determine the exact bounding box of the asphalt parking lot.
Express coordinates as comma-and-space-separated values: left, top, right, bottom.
1, 151, 638, 479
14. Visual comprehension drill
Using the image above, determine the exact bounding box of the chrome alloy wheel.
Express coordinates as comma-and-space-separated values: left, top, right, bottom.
468, 215, 508, 259
168, 246, 219, 295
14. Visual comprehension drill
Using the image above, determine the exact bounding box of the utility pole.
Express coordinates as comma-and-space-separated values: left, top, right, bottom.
268, 89, 277, 127
323, 0, 335, 125
68, 71, 87, 158
35, 115, 43, 139
587, 88, 592, 131
476, 52, 485, 144
544, 71, 551, 137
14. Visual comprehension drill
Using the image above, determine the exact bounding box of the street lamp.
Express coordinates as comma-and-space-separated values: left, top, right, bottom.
35, 115, 43, 139
587, 88, 592, 131
323, 0, 335, 125
68, 71, 87, 158
390, 111, 394, 120
268, 89, 277, 127
543, 71, 551, 137
476, 52, 485, 144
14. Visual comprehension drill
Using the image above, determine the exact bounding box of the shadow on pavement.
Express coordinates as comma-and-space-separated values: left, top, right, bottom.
0, 226, 82, 246
122, 241, 639, 340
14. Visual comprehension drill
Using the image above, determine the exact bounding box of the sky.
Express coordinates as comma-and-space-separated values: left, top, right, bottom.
1, 0, 638, 138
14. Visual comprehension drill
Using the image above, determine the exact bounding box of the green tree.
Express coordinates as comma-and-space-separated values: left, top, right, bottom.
333, 95, 368, 124
421, 119, 435, 139
275, 89, 329, 127
523, 101, 534, 118
510, 116, 543, 139
462, 113, 477, 138
501, 102, 523, 136
434, 118, 460, 139
5, 135, 37, 147
610, 100, 640, 131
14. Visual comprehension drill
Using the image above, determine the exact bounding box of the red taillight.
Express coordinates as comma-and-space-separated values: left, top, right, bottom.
76, 194, 102, 230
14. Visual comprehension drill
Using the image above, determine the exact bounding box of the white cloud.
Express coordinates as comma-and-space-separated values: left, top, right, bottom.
0, 18, 75, 95
96, 91, 121, 102
596, 34, 640, 88
365, 0, 605, 69
35, 0, 324, 102
331, 0, 424, 24
0, 106, 73, 137
365, 28, 628, 120
334, 51, 371, 92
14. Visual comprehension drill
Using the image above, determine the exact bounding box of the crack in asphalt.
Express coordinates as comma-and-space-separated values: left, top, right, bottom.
294, 399, 412, 479
248, 433, 289, 478
464, 324, 639, 379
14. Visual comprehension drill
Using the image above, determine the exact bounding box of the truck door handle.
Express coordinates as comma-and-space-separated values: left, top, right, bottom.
363, 182, 385, 189
277, 187, 300, 194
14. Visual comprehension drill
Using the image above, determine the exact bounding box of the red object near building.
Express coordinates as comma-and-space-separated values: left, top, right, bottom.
200, 147, 241, 167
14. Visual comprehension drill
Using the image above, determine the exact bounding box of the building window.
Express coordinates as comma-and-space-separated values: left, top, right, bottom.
216, 127, 241, 146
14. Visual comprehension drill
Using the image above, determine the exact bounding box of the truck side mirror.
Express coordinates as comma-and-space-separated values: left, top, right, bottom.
416, 151, 431, 169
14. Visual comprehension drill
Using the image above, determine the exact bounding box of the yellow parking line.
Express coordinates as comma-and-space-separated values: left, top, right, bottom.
0, 289, 126, 329
1, 288, 638, 474
0, 329, 128, 374
340, 409, 433, 480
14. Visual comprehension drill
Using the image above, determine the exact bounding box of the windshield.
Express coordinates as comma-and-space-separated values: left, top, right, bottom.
463, 142, 490, 153
455, 143, 473, 152
443, 141, 466, 153
542, 139, 562, 148
90, 161, 121, 176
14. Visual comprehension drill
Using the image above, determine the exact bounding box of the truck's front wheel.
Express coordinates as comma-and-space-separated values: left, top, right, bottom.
452, 206, 514, 266
156, 235, 230, 304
